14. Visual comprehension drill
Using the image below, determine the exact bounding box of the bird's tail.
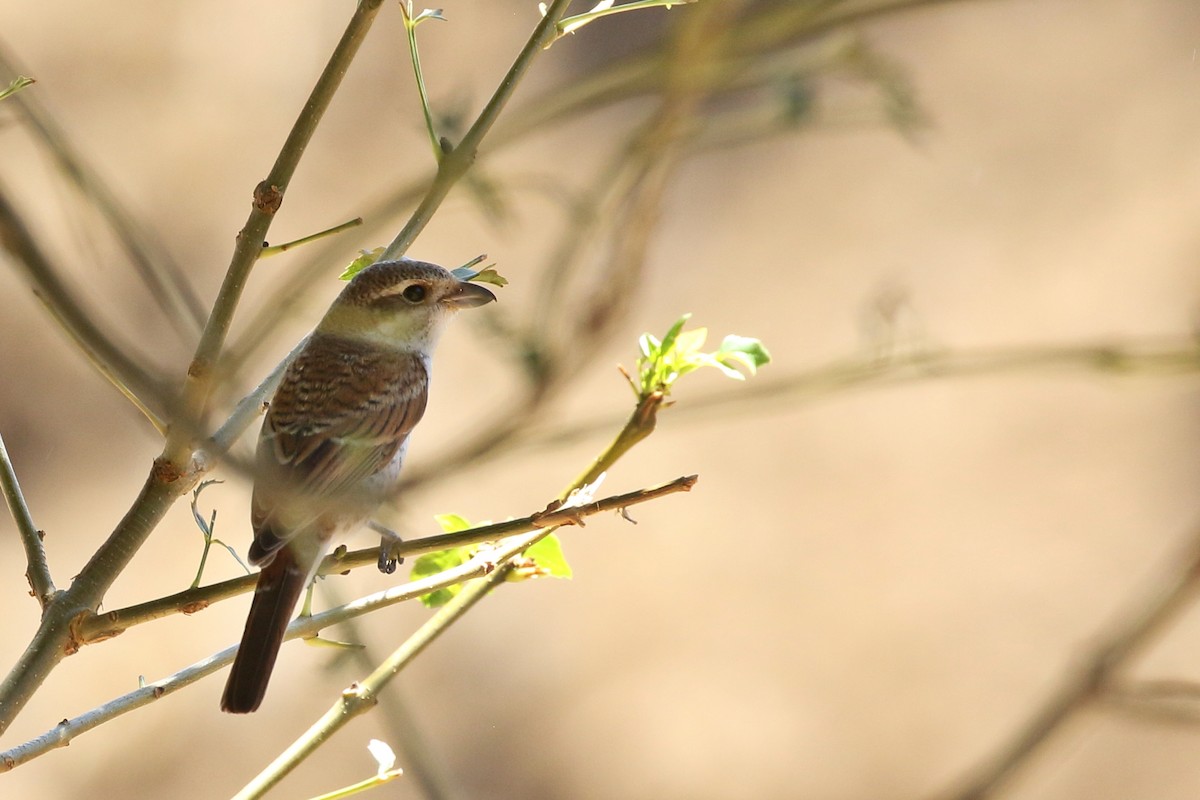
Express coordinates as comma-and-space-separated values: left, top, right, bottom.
220, 547, 308, 713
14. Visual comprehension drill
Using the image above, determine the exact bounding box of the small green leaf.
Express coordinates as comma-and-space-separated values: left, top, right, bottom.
339, 247, 385, 280
717, 334, 771, 369
658, 313, 691, 355
638, 333, 659, 360
469, 267, 509, 287
451, 257, 508, 287
411, 8, 446, 24
524, 534, 573, 579
411, 546, 471, 607
671, 327, 707, 358
434, 513, 472, 533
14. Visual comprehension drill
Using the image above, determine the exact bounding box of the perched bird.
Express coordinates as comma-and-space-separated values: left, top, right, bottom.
220, 258, 495, 714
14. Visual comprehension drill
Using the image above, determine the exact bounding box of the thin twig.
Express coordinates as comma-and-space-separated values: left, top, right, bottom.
0, 46, 208, 341
75, 476, 695, 643
30, 291, 168, 435
316, 582, 452, 800
0, 432, 55, 607
379, 0, 576, 261
258, 217, 363, 258
0, 183, 174, 422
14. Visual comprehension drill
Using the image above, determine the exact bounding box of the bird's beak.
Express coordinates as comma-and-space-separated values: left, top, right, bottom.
443, 280, 497, 309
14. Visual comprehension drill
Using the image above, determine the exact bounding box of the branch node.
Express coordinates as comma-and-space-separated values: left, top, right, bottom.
253, 180, 283, 214
151, 456, 185, 485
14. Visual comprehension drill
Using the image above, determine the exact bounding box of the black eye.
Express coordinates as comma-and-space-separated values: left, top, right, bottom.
402, 284, 427, 303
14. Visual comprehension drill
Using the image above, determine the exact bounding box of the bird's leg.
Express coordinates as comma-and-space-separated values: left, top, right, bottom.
369, 520, 404, 574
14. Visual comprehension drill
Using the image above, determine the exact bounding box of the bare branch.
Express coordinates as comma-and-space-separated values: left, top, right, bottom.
75, 475, 696, 643
938, 523, 1200, 800
0, 431, 55, 607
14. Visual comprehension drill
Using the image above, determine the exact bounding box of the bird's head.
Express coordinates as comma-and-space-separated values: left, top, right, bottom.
317, 258, 496, 352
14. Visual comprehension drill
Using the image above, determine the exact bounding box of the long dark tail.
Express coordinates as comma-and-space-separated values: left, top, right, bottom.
220, 548, 307, 713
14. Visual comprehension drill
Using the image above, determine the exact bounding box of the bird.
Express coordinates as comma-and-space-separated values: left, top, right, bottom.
220, 258, 496, 714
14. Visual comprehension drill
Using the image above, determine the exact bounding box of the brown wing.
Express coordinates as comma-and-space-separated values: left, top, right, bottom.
249, 333, 428, 557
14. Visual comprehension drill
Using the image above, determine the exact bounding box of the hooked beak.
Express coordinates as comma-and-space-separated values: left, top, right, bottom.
443, 280, 497, 309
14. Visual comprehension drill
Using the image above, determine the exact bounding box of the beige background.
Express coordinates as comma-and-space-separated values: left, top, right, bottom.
2, 1, 1200, 798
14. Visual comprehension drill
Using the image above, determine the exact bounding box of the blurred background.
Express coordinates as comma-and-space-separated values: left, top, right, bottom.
2, 1, 1200, 797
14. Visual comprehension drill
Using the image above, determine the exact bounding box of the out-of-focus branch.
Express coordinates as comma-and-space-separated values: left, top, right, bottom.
0, 432, 55, 608
0, 46, 207, 342
399, 1, 738, 492
0, 183, 175, 422
224, 0, 943, 379
938, 522, 1200, 800
412, 337, 1200, 479
1103, 680, 1200, 727
29, 291, 168, 435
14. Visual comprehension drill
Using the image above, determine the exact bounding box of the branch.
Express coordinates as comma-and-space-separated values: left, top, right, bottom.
503, 338, 1200, 460
938, 522, 1200, 800
0, 46, 208, 342
0, 431, 55, 608
379, 0, 576, 261
1103, 680, 1200, 727
0, 476, 695, 771
75, 476, 696, 643
0, 183, 174, 422
232, 565, 509, 800
163, 0, 386, 467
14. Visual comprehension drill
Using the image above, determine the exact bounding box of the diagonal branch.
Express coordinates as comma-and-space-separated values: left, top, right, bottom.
937, 522, 1200, 800
163, 0, 387, 467
0, 431, 55, 608
0, 46, 208, 342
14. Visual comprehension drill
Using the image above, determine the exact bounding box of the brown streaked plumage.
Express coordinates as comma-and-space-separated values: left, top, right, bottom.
221, 259, 495, 714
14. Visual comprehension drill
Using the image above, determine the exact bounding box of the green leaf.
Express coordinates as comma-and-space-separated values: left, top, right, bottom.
434, 513, 472, 533
411, 8, 446, 24
631, 316, 771, 397
638, 333, 659, 360
717, 334, 772, 369
339, 247, 385, 280
658, 313, 691, 356
524, 534, 573, 579
451, 257, 508, 287
671, 327, 707, 358
469, 267, 509, 287
411, 546, 471, 607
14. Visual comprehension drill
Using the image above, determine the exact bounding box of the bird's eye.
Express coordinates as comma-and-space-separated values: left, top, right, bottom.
401, 284, 427, 303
